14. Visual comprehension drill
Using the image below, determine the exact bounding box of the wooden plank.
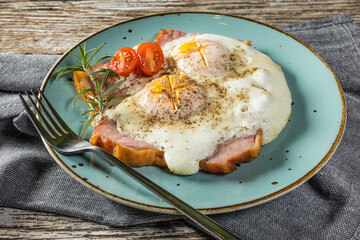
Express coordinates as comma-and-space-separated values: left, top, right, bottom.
0, 0, 359, 54
0, 207, 210, 239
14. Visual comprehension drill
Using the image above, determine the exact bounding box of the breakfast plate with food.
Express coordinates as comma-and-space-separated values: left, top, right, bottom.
41, 12, 345, 214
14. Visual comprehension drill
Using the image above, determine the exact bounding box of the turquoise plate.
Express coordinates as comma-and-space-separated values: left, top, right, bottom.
41, 12, 346, 214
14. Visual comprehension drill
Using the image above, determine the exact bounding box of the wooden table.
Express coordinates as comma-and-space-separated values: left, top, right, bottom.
1, 1, 359, 239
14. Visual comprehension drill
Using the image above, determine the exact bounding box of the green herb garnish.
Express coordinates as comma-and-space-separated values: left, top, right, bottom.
56, 42, 129, 137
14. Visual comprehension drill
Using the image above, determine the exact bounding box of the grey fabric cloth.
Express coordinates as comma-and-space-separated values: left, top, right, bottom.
0, 14, 359, 240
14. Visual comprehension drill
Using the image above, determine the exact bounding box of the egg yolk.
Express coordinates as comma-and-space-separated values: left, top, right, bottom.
139, 74, 205, 119
176, 40, 213, 69
173, 39, 231, 75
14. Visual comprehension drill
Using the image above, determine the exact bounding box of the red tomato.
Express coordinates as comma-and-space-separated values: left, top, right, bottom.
110, 47, 139, 77
137, 42, 164, 76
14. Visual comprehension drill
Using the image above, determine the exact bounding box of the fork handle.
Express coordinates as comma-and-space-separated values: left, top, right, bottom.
90, 146, 240, 240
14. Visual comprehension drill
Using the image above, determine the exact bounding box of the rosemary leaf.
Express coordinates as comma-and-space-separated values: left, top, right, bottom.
92, 68, 109, 75
55, 65, 84, 74
103, 79, 127, 97
87, 95, 95, 100
85, 48, 97, 58
93, 78, 101, 96
73, 88, 95, 107
100, 69, 111, 90
80, 109, 96, 117
80, 112, 99, 137
78, 44, 85, 62
84, 48, 97, 69
56, 69, 80, 80
83, 100, 97, 105
92, 55, 113, 68
107, 68, 120, 79
68, 51, 83, 62
84, 101, 98, 111
87, 42, 106, 65
103, 94, 130, 111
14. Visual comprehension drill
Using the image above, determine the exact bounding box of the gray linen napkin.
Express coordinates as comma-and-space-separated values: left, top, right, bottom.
1, 14, 359, 240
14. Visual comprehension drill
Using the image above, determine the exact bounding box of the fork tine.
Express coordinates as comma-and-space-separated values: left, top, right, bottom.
25, 91, 58, 138
30, 89, 64, 136
19, 93, 54, 142
38, 90, 76, 135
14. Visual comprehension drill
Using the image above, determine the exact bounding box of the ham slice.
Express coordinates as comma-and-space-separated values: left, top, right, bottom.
89, 119, 262, 173
156, 29, 186, 47
199, 130, 262, 174
90, 119, 166, 167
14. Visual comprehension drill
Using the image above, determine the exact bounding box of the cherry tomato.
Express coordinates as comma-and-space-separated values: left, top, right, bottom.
137, 42, 164, 76
110, 47, 139, 77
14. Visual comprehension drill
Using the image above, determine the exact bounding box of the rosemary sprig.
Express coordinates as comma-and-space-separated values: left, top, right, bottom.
56, 42, 129, 137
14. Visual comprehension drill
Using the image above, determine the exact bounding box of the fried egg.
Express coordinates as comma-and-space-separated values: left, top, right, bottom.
106, 33, 291, 175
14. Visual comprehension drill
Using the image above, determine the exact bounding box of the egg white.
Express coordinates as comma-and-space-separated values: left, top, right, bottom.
106, 33, 292, 175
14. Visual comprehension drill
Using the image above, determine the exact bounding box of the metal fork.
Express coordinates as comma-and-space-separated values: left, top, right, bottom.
19, 89, 240, 240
